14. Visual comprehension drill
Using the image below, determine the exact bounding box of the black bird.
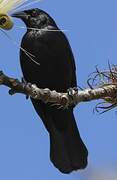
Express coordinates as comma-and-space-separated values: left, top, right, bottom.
12, 8, 88, 173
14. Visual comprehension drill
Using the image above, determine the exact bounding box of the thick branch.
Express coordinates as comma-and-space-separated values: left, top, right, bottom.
0, 71, 117, 108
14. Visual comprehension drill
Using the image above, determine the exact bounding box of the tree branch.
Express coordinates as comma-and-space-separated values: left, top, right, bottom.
0, 70, 117, 110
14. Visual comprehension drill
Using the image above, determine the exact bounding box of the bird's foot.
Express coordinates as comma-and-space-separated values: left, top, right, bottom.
21, 77, 30, 99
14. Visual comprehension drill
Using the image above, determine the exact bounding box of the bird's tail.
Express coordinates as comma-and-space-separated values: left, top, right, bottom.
31, 99, 88, 174
49, 109, 88, 174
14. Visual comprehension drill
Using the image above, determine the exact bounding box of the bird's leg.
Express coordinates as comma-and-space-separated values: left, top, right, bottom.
21, 77, 30, 99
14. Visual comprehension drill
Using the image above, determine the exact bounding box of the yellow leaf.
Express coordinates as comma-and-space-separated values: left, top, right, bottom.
0, 0, 24, 14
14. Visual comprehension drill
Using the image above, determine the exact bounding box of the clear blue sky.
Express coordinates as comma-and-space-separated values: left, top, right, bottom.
0, 0, 117, 179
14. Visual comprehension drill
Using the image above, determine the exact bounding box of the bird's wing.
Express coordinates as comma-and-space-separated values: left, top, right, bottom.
20, 29, 77, 91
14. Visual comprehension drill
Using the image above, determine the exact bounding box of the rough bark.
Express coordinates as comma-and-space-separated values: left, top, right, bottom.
0, 71, 117, 109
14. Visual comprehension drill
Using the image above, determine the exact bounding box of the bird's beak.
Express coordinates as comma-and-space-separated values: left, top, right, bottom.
11, 11, 27, 19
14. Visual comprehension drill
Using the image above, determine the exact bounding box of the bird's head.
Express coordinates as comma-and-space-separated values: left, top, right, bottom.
12, 8, 57, 29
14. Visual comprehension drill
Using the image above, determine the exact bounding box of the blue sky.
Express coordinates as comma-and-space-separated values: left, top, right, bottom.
0, 0, 117, 179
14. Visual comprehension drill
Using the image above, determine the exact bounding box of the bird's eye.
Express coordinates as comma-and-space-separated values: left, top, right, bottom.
31, 10, 38, 17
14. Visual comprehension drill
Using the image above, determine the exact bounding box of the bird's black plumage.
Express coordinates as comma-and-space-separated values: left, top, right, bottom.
12, 8, 88, 173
